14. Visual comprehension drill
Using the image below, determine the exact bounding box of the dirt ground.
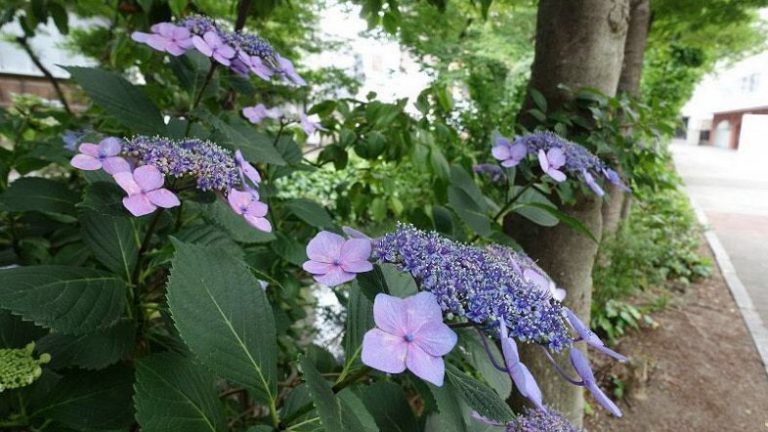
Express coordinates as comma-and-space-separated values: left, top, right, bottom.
585, 244, 768, 432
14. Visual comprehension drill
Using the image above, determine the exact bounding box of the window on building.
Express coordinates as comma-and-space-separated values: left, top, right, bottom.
739, 73, 760, 93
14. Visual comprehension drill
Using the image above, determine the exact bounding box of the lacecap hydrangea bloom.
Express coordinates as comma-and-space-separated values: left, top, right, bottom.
506, 408, 582, 432
491, 131, 629, 196
70, 135, 271, 231
131, 15, 305, 86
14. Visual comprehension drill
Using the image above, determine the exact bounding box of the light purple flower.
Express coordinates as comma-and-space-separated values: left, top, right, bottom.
342, 226, 371, 240
238, 52, 274, 80
113, 165, 180, 217
227, 189, 271, 232
300, 113, 326, 135
538, 148, 566, 182
523, 269, 566, 302
192, 31, 236, 66
242, 104, 281, 124
492, 135, 528, 168
302, 231, 372, 286
362, 292, 457, 386
71, 138, 130, 175
565, 309, 628, 362
603, 168, 631, 192
131, 23, 194, 56
234, 149, 262, 187
499, 320, 543, 409
583, 170, 605, 197
276, 54, 306, 86
473, 164, 506, 183
569, 348, 622, 417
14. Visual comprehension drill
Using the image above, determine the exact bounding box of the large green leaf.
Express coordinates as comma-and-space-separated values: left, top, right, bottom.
0, 177, 78, 216
516, 202, 599, 243
0, 310, 47, 349
36, 319, 135, 370
445, 364, 514, 423
426, 381, 467, 432
166, 241, 277, 403
511, 188, 558, 227
29, 365, 135, 429
338, 388, 379, 432
344, 283, 374, 363
81, 211, 140, 281
284, 198, 334, 228
299, 356, 344, 431
65, 66, 166, 135
79, 181, 129, 217
197, 200, 275, 244
207, 114, 286, 165
359, 382, 419, 432
0, 266, 126, 334
135, 352, 227, 432
449, 165, 488, 212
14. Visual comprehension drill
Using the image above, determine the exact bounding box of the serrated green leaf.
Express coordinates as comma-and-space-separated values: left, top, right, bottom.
167, 241, 277, 403
29, 365, 134, 429
206, 115, 285, 165
0, 177, 78, 215
135, 352, 227, 432
380, 263, 417, 298
445, 364, 514, 423
516, 202, 598, 243
284, 198, 334, 228
36, 319, 135, 370
339, 388, 379, 432
0, 310, 47, 349
0, 266, 126, 334
79, 181, 128, 217
344, 283, 374, 363
300, 356, 343, 431
81, 211, 140, 281
512, 188, 558, 227
426, 381, 467, 432
65, 66, 166, 135
456, 329, 512, 399
359, 382, 419, 432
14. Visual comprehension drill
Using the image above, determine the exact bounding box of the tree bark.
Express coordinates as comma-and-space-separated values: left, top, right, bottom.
508, 0, 630, 426
604, 0, 651, 235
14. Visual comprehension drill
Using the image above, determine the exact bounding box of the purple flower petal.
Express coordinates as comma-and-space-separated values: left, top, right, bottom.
245, 200, 268, 218
314, 266, 355, 286
403, 291, 443, 332
243, 214, 272, 232
412, 321, 457, 357
133, 165, 165, 191
583, 170, 605, 196
538, 149, 550, 172
101, 157, 130, 175
406, 343, 445, 386
362, 328, 408, 373
373, 293, 408, 336
99, 137, 122, 156
305, 231, 344, 263
302, 260, 336, 275
146, 188, 180, 208
340, 260, 373, 273
192, 35, 213, 57
547, 148, 566, 168
113, 172, 141, 195
492, 144, 511, 161
78, 143, 100, 157
71, 154, 101, 171
228, 189, 253, 215
340, 238, 372, 263
123, 194, 156, 217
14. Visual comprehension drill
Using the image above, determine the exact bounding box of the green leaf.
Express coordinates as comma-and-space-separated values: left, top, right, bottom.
445, 364, 514, 423
0, 310, 47, 349
36, 319, 135, 370
135, 352, 227, 432
175, 224, 244, 259
529, 88, 547, 112
0, 266, 126, 334
426, 381, 467, 432
344, 283, 374, 363
517, 202, 598, 243
456, 329, 511, 398
207, 115, 286, 165
270, 232, 307, 266
79, 181, 128, 217
356, 264, 389, 302
196, 200, 275, 244
299, 356, 343, 431
81, 211, 140, 280
167, 241, 277, 403
65, 66, 166, 135
359, 382, 419, 432
0, 177, 78, 216
512, 188, 558, 227
380, 263, 418, 298
284, 198, 334, 228
30, 365, 134, 429
168, 0, 188, 16
449, 165, 487, 212
338, 388, 379, 432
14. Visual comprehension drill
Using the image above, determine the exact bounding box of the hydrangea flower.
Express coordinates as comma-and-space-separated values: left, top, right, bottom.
523, 268, 566, 302
302, 231, 372, 286
114, 165, 180, 217
492, 134, 528, 168
565, 309, 627, 362
499, 320, 543, 409
243, 104, 281, 124
131, 23, 193, 56
70, 137, 130, 174
0, 343, 50, 392
538, 148, 567, 182
227, 189, 271, 232
505, 408, 582, 432
192, 31, 236, 66
277, 54, 307, 86
299, 113, 326, 135
569, 348, 622, 417
362, 292, 457, 386
473, 164, 506, 183
234, 149, 262, 187
582, 169, 604, 196
374, 224, 571, 351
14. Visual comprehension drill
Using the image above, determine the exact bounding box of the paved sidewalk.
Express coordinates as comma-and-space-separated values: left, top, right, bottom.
671, 141, 768, 369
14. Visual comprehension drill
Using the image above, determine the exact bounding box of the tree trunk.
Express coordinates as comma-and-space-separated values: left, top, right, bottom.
505, 196, 604, 426
604, 0, 651, 235
508, 0, 630, 426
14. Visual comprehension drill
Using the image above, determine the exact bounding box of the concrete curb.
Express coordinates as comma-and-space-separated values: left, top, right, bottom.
685, 188, 768, 377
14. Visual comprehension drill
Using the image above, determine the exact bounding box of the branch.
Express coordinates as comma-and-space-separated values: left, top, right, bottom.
234, 0, 254, 31
15, 36, 72, 115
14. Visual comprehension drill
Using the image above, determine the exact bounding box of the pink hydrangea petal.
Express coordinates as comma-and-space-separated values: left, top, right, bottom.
500, 326, 520, 365
101, 157, 131, 175
98, 137, 123, 156
123, 194, 156, 217
523, 269, 549, 294
406, 344, 445, 386
217, 44, 236, 59
78, 143, 100, 157
510, 142, 528, 160
373, 293, 408, 336
514, 363, 543, 409
213, 51, 232, 66
71, 154, 101, 171
547, 148, 566, 168
538, 149, 550, 172
403, 292, 443, 332
172, 26, 191, 40
131, 31, 152, 44
340, 259, 373, 274
166, 44, 187, 56
412, 322, 457, 357
243, 107, 264, 124
133, 165, 164, 191
146, 188, 180, 208
113, 172, 141, 195
306, 231, 344, 263
302, 260, 336, 275
243, 215, 272, 232
361, 328, 408, 374
340, 238, 372, 263
192, 35, 213, 57
314, 266, 355, 286
548, 168, 567, 182
155, 23, 176, 38
501, 159, 521, 168
203, 31, 221, 47
245, 200, 268, 218
228, 189, 253, 215
145, 34, 170, 52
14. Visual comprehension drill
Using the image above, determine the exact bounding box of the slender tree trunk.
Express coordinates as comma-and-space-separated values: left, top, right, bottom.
508, 0, 630, 426
603, 0, 651, 235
